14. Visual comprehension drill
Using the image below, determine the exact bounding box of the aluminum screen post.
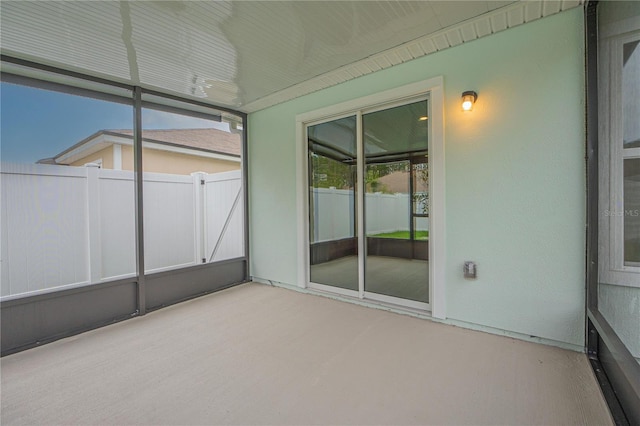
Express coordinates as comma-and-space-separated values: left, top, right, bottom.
134, 86, 146, 315
585, 0, 599, 359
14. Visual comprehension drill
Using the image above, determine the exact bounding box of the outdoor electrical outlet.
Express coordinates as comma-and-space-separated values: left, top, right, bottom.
464, 261, 477, 279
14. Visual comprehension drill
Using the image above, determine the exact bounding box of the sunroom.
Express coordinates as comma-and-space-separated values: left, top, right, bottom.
1, 1, 638, 424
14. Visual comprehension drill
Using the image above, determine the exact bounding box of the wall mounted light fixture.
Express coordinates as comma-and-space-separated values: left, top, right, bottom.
461, 91, 477, 111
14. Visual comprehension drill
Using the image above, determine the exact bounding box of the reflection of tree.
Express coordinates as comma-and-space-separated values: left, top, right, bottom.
311, 153, 354, 189
311, 154, 429, 216
413, 162, 429, 215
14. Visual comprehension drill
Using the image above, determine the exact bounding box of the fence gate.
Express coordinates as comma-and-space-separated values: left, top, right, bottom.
202, 170, 244, 263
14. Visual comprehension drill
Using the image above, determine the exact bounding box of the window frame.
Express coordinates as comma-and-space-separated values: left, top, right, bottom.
584, 4, 639, 424
598, 29, 640, 287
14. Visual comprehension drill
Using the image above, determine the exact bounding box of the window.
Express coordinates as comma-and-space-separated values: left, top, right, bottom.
0, 66, 248, 301
140, 102, 245, 274
597, 12, 640, 365
0, 60, 248, 354
599, 31, 640, 284
0, 80, 135, 297
622, 39, 640, 267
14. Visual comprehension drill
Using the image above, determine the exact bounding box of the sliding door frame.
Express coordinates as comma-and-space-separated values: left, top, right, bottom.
296, 77, 446, 318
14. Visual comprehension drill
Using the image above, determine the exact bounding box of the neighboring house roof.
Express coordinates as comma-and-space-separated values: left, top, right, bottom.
110, 129, 241, 156
38, 128, 241, 165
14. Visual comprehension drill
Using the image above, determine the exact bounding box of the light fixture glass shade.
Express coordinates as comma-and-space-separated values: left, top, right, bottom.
461, 91, 477, 111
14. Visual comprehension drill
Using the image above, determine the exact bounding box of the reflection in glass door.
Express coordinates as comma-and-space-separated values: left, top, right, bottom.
308, 116, 359, 292
364, 101, 429, 304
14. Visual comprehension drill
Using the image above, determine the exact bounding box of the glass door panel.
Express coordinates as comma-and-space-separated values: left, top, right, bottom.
363, 100, 429, 303
308, 116, 358, 291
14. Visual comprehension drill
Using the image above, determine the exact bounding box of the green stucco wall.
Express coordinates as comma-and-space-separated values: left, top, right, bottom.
248, 8, 586, 348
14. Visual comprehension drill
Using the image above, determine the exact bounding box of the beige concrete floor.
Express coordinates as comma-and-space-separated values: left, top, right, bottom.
1, 283, 612, 425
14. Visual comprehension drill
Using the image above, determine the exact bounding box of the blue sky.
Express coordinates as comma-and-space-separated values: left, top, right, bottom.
1, 82, 228, 163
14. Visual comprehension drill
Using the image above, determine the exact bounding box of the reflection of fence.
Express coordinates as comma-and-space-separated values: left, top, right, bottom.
1, 163, 243, 298
312, 188, 428, 242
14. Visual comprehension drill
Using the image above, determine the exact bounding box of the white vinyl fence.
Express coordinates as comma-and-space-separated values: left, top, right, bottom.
0, 163, 243, 298
312, 188, 428, 242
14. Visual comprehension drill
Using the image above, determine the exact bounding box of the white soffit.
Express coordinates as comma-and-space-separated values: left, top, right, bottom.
243, 0, 583, 112
0, 1, 583, 113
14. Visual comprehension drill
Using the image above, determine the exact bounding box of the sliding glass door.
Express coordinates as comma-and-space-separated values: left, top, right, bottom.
308, 116, 358, 292
364, 101, 429, 304
307, 99, 430, 309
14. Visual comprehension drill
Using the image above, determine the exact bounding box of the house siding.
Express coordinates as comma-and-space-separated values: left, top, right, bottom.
248, 8, 586, 347
80, 145, 240, 175
70, 146, 114, 169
